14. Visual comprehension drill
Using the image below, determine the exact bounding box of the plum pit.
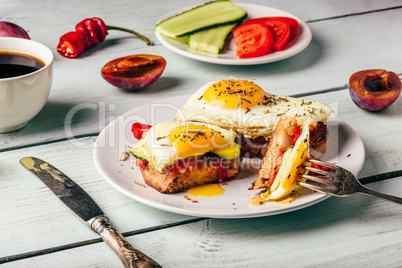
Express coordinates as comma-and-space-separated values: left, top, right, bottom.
349, 69, 401, 111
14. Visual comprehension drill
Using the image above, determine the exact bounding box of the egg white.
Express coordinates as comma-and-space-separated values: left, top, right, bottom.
175, 80, 333, 138
131, 122, 238, 172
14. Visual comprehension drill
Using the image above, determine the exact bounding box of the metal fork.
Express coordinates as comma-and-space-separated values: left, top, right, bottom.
299, 159, 402, 205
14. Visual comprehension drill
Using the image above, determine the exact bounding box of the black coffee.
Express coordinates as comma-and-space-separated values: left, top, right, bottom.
0, 52, 45, 78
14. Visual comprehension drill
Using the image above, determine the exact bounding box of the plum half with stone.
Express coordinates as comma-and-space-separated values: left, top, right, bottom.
101, 54, 166, 90
349, 69, 402, 111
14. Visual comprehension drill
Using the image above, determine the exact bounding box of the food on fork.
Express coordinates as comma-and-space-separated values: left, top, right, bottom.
252, 116, 298, 190
129, 122, 241, 193
250, 116, 311, 203
349, 69, 402, 111
174, 79, 332, 158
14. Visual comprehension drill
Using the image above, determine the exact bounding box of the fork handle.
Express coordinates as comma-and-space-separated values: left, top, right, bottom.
359, 187, 402, 205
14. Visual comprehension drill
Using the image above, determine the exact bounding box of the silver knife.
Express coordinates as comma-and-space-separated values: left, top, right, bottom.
20, 156, 161, 268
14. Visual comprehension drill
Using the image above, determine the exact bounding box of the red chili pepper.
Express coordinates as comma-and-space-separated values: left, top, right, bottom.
91, 17, 108, 42
57, 17, 152, 58
74, 23, 92, 49
292, 125, 302, 146
57, 31, 86, 58
131, 122, 152, 140
81, 19, 102, 45
57, 17, 106, 58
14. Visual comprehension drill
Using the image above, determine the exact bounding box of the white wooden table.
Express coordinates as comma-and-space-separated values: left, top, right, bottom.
1, 0, 402, 267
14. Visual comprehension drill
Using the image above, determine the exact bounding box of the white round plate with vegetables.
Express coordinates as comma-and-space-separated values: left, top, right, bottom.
93, 95, 365, 219
154, 3, 312, 65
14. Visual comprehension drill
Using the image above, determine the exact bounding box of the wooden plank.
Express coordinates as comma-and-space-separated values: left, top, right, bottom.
2, 178, 401, 267
2, 1, 402, 150
2, 1, 402, 266
1, 88, 402, 260
0, 137, 195, 258
308, 89, 402, 178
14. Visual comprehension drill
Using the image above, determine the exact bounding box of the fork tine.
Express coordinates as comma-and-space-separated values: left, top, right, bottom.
301, 174, 332, 185
308, 159, 338, 170
298, 181, 334, 194
305, 166, 335, 177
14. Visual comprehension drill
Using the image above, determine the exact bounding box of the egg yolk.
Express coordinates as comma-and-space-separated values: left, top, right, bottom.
169, 125, 226, 158
203, 79, 266, 109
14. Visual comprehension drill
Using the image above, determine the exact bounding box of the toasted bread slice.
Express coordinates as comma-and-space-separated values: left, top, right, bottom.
238, 121, 328, 159
139, 156, 241, 194
251, 116, 297, 190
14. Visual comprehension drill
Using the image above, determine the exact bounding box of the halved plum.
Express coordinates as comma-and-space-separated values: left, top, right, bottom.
349, 69, 402, 111
101, 54, 166, 90
0, 21, 30, 39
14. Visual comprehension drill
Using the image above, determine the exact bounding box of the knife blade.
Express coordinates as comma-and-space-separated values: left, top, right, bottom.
20, 156, 161, 268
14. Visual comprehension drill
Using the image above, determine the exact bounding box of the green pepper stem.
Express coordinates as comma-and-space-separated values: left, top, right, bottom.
106, 25, 153, 46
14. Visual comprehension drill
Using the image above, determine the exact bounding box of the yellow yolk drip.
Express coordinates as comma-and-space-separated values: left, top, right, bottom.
203, 79, 266, 109
187, 183, 225, 197
169, 125, 226, 159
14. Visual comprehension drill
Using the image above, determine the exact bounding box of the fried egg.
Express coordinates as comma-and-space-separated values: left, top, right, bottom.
130, 122, 240, 172
175, 79, 333, 138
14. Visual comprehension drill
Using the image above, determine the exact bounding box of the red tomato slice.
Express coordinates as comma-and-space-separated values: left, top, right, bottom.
292, 125, 302, 146
262, 19, 290, 51
243, 17, 298, 51
232, 23, 274, 58
269, 17, 299, 42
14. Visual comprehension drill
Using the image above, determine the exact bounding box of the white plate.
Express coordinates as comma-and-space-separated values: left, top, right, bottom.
155, 3, 312, 65
93, 95, 365, 218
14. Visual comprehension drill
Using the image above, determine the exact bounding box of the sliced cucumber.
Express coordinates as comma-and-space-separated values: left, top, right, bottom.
129, 147, 148, 162
155, 0, 247, 38
188, 22, 239, 54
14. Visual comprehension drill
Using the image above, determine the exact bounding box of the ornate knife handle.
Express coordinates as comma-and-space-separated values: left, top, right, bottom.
90, 216, 162, 268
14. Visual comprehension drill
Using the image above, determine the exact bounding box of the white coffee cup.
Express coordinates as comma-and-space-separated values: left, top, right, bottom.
0, 37, 54, 133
